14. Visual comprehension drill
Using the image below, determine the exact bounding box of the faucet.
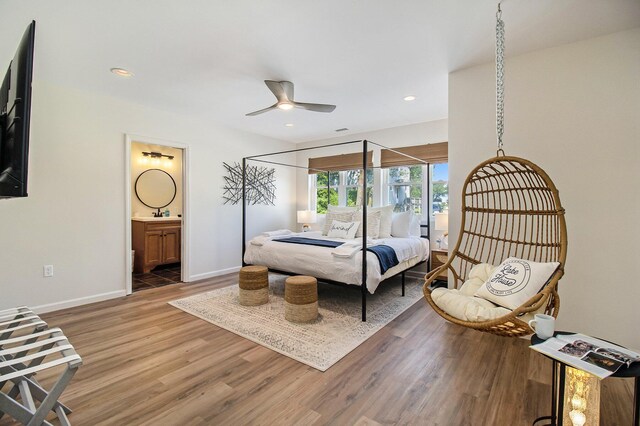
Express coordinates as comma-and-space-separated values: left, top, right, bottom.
153, 209, 162, 217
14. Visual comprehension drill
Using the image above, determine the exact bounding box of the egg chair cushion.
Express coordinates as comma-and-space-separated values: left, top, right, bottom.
430, 288, 512, 322
459, 263, 497, 296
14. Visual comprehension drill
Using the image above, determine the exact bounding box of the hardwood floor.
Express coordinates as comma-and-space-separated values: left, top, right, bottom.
1, 274, 634, 425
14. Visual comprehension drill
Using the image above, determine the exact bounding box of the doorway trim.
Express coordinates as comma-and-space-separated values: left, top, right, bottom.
124, 134, 191, 295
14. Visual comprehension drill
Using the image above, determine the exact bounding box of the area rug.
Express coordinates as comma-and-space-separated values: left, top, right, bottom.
169, 274, 424, 371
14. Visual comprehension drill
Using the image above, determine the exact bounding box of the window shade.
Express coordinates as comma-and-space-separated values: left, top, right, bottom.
308, 151, 373, 174
380, 142, 448, 167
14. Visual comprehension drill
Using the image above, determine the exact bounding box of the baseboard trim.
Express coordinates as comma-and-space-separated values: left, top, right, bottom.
189, 266, 241, 282
32, 290, 127, 314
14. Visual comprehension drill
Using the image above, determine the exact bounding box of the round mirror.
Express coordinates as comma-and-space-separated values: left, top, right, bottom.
135, 169, 177, 210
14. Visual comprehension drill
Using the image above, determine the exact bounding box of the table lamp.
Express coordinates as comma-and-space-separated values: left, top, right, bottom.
297, 210, 317, 232
435, 211, 449, 249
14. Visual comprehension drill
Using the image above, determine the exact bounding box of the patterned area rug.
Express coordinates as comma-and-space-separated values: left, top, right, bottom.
169, 274, 424, 371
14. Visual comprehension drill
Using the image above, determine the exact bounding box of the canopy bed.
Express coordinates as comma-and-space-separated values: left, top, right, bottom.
241, 139, 443, 321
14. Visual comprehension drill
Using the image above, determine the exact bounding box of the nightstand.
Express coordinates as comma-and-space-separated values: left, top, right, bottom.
430, 248, 449, 282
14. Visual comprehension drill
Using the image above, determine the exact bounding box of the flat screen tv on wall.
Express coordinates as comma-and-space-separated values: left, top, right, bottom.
0, 21, 35, 199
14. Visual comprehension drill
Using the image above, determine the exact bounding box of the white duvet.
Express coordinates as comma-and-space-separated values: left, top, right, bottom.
243, 231, 430, 294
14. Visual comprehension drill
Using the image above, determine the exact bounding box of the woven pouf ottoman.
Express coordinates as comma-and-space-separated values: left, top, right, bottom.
238, 265, 269, 306
284, 276, 318, 323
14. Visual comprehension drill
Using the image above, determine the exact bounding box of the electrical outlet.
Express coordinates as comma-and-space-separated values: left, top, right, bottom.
43, 265, 54, 277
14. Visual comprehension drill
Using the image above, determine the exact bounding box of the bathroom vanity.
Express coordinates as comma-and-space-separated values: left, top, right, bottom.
132, 217, 181, 273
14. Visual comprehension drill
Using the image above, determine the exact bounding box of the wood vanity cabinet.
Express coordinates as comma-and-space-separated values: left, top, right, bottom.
132, 219, 181, 273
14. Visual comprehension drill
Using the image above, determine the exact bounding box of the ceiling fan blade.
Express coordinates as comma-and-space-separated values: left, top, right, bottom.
293, 102, 336, 113
245, 103, 278, 116
264, 80, 293, 103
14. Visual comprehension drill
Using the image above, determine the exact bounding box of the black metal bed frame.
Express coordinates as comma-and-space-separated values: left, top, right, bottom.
241, 139, 431, 322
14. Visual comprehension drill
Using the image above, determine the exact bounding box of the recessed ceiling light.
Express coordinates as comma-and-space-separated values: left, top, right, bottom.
285, 123, 294, 127
403, 95, 416, 101
110, 67, 134, 77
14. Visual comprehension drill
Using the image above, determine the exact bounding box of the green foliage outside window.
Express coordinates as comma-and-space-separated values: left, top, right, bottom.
316, 188, 338, 214
432, 181, 448, 212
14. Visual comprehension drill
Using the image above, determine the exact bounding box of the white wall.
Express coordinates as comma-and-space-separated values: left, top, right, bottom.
131, 142, 183, 217
449, 28, 640, 348
0, 81, 296, 312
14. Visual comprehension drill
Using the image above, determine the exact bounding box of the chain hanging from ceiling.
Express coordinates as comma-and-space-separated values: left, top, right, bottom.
496, 2, 505, 153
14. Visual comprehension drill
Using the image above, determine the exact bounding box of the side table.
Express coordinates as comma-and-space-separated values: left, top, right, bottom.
428, 248, 449, 290
531, 331, 640, 426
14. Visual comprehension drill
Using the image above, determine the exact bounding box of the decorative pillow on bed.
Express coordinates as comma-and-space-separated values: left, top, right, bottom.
327, 220, 360, 239
353, 210, 382, 239
391, 211, 413, 237
323, 211, 355, 235
410, 214, 421, 237
369, 205, 394, 238
474, 257, 560, 310
327, 205, 360, 213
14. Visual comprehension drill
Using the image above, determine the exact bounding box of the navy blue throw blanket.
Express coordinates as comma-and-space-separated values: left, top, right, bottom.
272, 237, 399, 274
272, 237, 343, 248
367, 245, 399, 274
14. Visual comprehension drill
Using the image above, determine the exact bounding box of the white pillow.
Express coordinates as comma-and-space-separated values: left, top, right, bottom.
327, 220, 360, 239
409, 214, 421, 237
369, 205, 394, 238
474, 257, 560, 310
459, 263, 497, 296
315, 214, 326, 232
322, 211, 355, 235
391, 211, 413, 237
353, 210, 382, 239
327, 205, 360, 213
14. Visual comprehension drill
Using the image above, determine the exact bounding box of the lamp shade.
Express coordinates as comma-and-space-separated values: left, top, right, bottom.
297, 210, 317, 224
434, 211, 449, 231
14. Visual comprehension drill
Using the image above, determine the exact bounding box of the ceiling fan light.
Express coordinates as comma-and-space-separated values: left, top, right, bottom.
277, 102, 294, 111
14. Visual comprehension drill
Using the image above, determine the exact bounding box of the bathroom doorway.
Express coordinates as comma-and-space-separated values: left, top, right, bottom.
124, 135, 190, 294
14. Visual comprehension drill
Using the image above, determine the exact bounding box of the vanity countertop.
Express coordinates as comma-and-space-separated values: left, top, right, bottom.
132, 216, 182, 222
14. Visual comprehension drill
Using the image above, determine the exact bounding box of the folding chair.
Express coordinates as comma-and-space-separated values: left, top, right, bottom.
0, 308, 82, 426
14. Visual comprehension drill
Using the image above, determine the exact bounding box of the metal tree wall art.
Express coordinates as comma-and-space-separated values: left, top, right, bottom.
222, 162, 276, 205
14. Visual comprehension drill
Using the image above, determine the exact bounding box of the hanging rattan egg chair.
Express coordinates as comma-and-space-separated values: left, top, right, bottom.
423, 3, 568, 337
423, 153, 567, 337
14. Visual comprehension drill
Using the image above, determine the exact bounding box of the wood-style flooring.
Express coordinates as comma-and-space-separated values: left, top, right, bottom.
1, 274, 634, 425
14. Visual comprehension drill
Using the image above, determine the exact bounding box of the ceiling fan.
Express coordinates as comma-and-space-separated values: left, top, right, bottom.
245, 80, 336, 116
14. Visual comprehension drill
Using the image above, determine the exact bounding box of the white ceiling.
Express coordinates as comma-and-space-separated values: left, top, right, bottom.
1, 0, 638, 143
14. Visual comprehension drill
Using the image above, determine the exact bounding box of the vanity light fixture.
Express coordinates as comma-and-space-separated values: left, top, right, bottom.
142, 151, 174, 160
110, 67, 134, 77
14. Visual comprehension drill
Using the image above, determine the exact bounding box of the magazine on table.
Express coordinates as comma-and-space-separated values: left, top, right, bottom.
530, 333, 640, 379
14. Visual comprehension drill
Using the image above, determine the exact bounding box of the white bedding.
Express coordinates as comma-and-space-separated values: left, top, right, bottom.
243, 232, 430, 294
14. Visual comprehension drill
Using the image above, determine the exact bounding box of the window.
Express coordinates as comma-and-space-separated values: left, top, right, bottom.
312, 169, 373, 213
307, 142, 452, 221
384, 162, 448, 219
315, 171, 339, 214
387, 165, 423, 214
346, 169, 373, 208
432, 163, 449, 214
